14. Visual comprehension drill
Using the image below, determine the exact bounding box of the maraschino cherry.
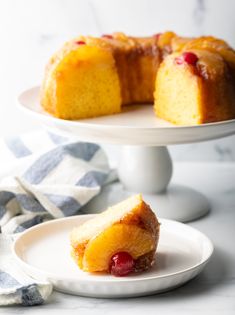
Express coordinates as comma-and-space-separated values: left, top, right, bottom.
109, 252, 134, 277
75, 40, 86, 45
175, 52, 199, 66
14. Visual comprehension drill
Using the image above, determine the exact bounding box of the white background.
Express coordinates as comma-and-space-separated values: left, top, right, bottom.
0, 0, 235, 162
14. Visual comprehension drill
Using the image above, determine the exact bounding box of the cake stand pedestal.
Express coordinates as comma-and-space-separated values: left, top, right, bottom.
117, 145, 209, 221
18, 86, 235, 222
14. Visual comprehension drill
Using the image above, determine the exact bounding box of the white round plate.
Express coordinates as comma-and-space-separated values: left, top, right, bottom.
13, 215, 213, 298
17, 86, 235, 145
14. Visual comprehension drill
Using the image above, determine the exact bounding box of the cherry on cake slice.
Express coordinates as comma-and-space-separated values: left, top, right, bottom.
70, 194, 160, 276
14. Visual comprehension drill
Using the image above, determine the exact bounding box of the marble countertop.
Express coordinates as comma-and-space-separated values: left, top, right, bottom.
1, 162, 235, 314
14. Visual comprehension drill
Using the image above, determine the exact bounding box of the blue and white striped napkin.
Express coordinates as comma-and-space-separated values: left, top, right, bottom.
0, 130, 116, 305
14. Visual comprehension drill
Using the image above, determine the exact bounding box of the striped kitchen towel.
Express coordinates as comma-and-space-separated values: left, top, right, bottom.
0, 130, 117, 305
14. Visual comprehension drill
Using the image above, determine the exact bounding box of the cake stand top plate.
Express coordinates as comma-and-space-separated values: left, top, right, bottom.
18, 86, 235, 146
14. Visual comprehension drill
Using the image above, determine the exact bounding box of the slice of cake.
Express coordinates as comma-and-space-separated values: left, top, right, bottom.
154, 49, 235, 125
70, 195, 160, 276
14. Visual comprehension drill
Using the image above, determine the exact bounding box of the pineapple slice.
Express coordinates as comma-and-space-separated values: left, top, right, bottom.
172, 36, 235, 69
83, 223, 155, 272
70, 195, 160, 275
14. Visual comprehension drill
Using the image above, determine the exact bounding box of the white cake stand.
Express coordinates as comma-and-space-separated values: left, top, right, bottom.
18, 87, 235, 222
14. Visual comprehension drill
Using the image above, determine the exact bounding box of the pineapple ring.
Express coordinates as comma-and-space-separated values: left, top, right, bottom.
82, 223, 156, 272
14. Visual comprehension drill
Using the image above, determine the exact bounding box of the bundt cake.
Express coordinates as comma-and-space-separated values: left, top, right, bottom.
41, 32, 235, 125
70, 194, 160, 276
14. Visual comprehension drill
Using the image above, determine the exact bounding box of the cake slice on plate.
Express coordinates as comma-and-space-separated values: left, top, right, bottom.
70, 194, 160, 276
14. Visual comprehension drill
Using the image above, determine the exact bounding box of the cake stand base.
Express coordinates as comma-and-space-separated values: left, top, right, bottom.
82, 182, 210, 222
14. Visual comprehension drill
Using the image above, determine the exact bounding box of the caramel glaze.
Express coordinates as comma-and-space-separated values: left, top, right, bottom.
120, 201, 160, 243
191, 49, 235, 123
135, 250, 156, 272
112, 37, 162, 105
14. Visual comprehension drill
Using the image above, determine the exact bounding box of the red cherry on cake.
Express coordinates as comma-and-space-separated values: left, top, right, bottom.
175, 52, 199, 66
102, 34, 113, 39
109, 252, 135, 277
182, 52, 199, 65
75, 41, 86, 45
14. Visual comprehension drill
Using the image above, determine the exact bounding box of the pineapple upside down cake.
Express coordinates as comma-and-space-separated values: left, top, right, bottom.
41, 31, 235, 125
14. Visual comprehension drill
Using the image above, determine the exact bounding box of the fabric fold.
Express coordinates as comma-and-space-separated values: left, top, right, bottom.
0, 130, 117, 305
